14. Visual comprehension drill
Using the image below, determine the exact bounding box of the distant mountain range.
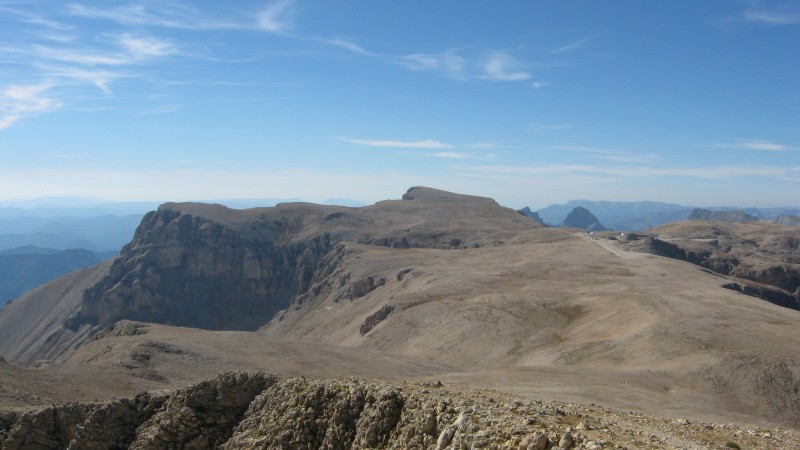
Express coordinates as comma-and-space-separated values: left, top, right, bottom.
0, 197, 301, 253
0, 214, 143, 253
0, 246, 105, 308
535, 200, 800, 230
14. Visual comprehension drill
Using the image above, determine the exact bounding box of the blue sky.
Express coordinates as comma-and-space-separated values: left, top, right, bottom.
1, 1, 798, 208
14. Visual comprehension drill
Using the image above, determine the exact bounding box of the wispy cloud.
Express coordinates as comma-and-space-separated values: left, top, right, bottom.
429, 152, 471, 159
397, 51, 467, 79
552, 36, 596, 54
482, 51, 531, 81
316, 37, 376, 56
708, 139, 795, 151
67, 2, 244, 30
428, 152, 496, 160
397, 49, 533, 83
42, 66, 122, 93
468, 142, 501, 149
338, 137, 453, 149
553, 145, 659, 164
465, 163, 800, 181
531, 123, 572, 133
0, 83, 62, 129
0, 6, 74, 32
743, 4, 800, 25
257, 0, 296, 34
119, 34, 177, 58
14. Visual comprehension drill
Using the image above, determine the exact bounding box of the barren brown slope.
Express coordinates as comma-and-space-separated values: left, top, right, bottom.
0, 320, 451, 413
0, 260, 112, 365
260, 230, 800, 427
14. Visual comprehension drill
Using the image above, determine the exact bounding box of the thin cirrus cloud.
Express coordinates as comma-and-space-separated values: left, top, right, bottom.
743, 6, 800, 25
552, 145, 659, 164
0, 83, 62, 129
552, 35, 596, 54
257, 0, 296, 34
0, 45, 172, 128
481, 51, 531, 81
428, 152, 496, 160
66, 2, 245, 30
397, 50, 531, 82
28, 34, 176, 68
338, 137, 453, 149
464, 163, 800, 181
118, 34, 177, 57
708, 139, 795, 151
397, 52, 467, 79
531, 123, 572, 133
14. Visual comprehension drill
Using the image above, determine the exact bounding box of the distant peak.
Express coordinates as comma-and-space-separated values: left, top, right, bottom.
559, 207, 607, 231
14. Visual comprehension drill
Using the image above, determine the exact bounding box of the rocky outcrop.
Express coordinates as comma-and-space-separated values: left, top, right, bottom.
558, 207, 607, 232
688, 208, 759, 223
360, 305, 395, 335
351, 276, 386, 299
3, 372, 798, 449
129, 372, 274, 449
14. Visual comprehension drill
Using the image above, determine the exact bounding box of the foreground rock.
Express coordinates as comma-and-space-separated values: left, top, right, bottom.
1, 372, 798, 450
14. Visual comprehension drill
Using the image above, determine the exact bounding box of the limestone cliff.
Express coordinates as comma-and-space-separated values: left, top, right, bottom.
67, 208, 335, 331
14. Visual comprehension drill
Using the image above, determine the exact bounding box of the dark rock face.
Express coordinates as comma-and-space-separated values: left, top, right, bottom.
558, 207, 607, 232
688, 209, 759, 223
67, 210, 335, 331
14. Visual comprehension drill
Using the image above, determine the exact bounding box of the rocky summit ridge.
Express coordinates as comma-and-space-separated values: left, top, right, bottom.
2, 372, 798, 450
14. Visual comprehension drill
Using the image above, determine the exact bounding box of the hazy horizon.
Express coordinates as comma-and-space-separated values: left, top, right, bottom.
2, 1, 798, 208
1, 192, 799, 214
